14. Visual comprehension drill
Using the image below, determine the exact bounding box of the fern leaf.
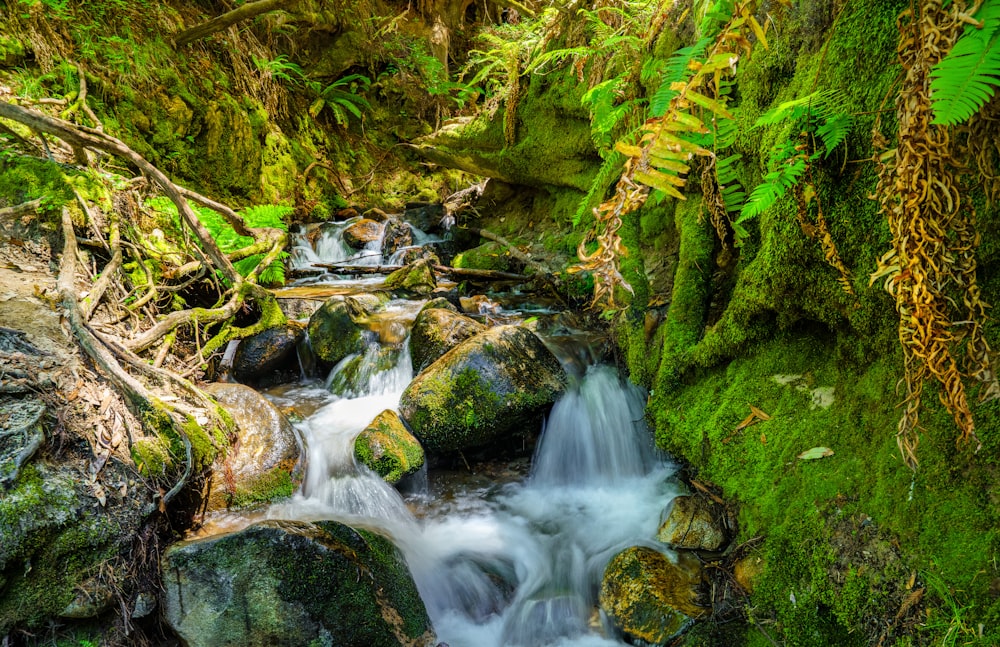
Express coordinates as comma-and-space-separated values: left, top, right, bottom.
815, 113, 853, 156
930, 4, 1000, 126
650, 38, 711, 116
753, 90, 834, 127
738, 157, 807, 222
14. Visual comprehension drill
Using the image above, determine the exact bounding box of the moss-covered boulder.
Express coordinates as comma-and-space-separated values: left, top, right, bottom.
0, 459, 145, 632
202, 383, 303, 511
419, 296, 459, 314
384, 259, 437, 295
398, 325, 567, 453
345, 292, 391, 318
354, 410, 425, 484
599, 547, 707, 646
656, 495, 727, 551
453, 241, 519, 273
231, 322, 305, 387
410, 307, 486, 374
307, 298, 366, 365
161, 520, 436, 647
343, 218, 382, 249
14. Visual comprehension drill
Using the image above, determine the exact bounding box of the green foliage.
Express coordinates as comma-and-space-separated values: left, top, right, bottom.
737, 141, 808, 233
309, 74, 373, 127
930, 1, 1000, 125
753, 90, 853, 157
646, 38, 712, 117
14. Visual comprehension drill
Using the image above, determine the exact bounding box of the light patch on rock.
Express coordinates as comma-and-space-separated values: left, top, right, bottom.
771, 374, 835, 410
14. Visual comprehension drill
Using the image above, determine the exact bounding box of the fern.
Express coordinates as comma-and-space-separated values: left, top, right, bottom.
753, 89, 852, 157
234, 251, 290, 286
930, 1, 1000, 125
737, 142, 808, 232
309, 74, 372, 126
716, 153, 746, 213
649, 38, 711, 116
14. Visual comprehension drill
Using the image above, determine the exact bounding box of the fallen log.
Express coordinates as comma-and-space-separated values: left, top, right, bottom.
313, 262, 533, 283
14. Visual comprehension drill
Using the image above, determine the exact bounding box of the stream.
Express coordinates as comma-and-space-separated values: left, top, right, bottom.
216, 218, 683, 646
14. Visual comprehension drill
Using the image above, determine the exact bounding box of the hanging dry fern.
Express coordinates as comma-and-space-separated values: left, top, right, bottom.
872, 0, 999, 469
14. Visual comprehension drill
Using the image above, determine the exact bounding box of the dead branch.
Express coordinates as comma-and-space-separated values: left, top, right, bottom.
459, 226, 551, 276
314, 261, 532, 283
174, 0, 299, 47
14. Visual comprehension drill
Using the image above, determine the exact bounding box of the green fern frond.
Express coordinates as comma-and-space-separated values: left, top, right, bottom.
738, 155, 807, 223
650, 38, 711, 117
574, 151, 626, 227
815, 113, 853, 157
525, 47, 592, 74
930, 3, 1000, 125
754, 90, 835, 127
716, 153, 746, 213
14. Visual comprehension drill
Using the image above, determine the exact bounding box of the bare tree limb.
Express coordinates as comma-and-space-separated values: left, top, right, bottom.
174, 0, 299, 47
0, 197, 44, 219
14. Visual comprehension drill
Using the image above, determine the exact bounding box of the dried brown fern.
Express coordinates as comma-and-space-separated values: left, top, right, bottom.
872, 0, 998, 469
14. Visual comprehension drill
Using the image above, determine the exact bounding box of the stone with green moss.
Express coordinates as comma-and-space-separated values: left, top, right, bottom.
384, 259, 437, 296
452, 241, 519, 273
307, 298, 365, 365
409, 307, 485, 374
354, 410, 424, 484
599, 547, 706, 646
161, 520, 436, 647
202, 383, 303, 511
399, 324, 566, 453
656, 495, 727, 552
231, 322, 306, 386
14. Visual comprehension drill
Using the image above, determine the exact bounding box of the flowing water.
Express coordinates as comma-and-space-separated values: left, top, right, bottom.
256, 223, 681, 646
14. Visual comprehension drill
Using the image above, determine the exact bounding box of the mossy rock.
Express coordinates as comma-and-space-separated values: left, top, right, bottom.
354, 410, 425, 484
161, 520, 436, 647
307, 298, 366, 365
343, 218, 382, 249
599, 547, 707, 646
452, 241, 520, 274
409, 307, 485, 374
384, 259, 437, 295
419, 296, 459, 314
656, 495, 727, 551
202, 383, 303, 511
398, 325, 567, 453
0, 460, 144, 632
345, 292, 391, 318
231, 322, 306, 387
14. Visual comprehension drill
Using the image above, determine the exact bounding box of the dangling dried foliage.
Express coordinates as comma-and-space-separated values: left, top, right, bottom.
571, 1, 767, 308
872, 0, 999, 469
793, 180, 854, 297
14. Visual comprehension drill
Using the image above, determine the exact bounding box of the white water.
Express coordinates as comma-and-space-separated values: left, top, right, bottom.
267, 343, 678, 646
264, 221, 680, 645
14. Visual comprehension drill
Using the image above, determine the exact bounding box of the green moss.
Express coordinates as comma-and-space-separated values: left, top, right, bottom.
130, 437, 173, 477
453, 241, 520, 272
229, 469, 296, 509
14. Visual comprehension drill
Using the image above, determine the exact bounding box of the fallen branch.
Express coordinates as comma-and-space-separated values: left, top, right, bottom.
314, 261, 532, 283
174, 0, 299, 47
458, 226, 551, 277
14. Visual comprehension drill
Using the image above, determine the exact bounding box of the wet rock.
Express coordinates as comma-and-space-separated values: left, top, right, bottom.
355, 410, 425, 484
59, 578, 114, 618
656, 495, 727, 551
345, 292, 390, 318
161, 520, 435, 647
329, 345, 402, 398
398, 247, 441, 266
307, 298, 366, 365
343, 218, 383, 248
403, 202, 446, 234
409, 307, 485, 374
399, 325, 566, 453
384, 259, 437, 295
231, 322, 305, 387
362, 207, 391, 223
131, 591, 157, 619
459, 294, 501, 315
276, 296, 324, 320
382, 216, 413, 258
599, 547, 707, 646
419, 296, 458, 314
0, 395, 45, 486
202, 383, 303, 511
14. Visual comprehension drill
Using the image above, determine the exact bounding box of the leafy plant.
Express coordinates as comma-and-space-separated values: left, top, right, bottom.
754, 90, 853, 157
737, 140, 808, 230
930, 0, 1000, 125
308, 74, 372, 127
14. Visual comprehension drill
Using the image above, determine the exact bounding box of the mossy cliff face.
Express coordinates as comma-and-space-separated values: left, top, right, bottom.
611, 1, 1000, 644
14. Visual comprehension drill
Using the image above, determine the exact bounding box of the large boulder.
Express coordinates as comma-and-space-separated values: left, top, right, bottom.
599, 547, 707, 646
343, 218, 382, 249
384, 259, 437, 295
409, 307, 485, 374
656, 495, 727, 551
231, 322, 305, 387
202, 383, 303, 511
307, 298, 366, 365
355, 410, 425, 484
161, 520, 436, 647
398, 325, 566, 453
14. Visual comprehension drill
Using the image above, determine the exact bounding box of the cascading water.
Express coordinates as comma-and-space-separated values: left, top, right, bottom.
259, 219, 681, 646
